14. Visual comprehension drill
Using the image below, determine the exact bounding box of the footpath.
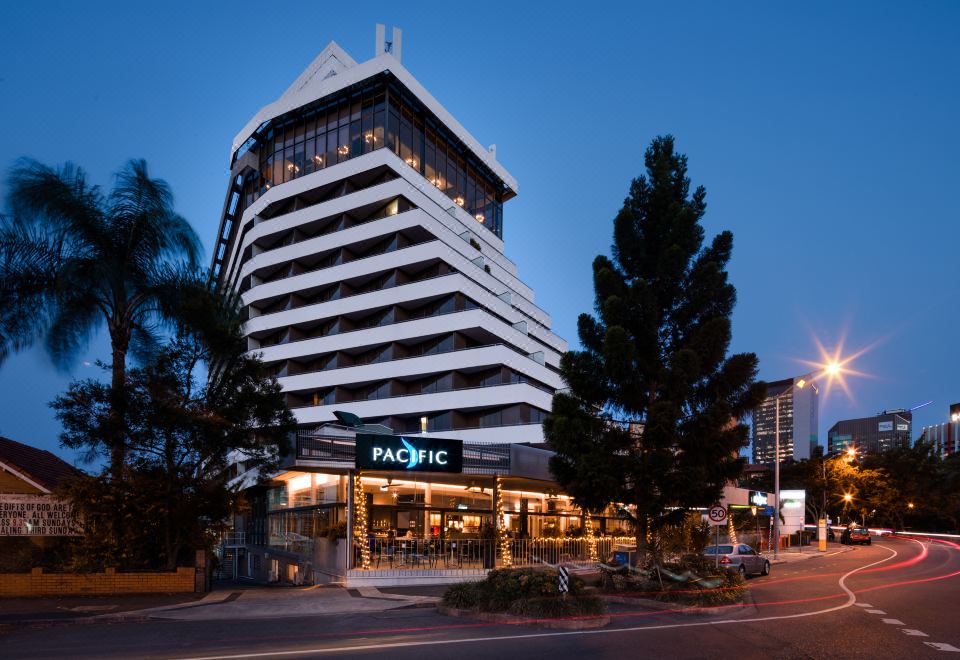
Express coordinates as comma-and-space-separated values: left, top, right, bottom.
0, 548, 853, 630
766, 542, 853, 565
0, 582, 442, 630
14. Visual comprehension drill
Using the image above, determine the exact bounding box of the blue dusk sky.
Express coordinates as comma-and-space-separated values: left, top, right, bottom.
1, 2, 957, 466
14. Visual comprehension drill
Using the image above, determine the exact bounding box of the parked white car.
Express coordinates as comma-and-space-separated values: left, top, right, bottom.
703, 544, 771, 577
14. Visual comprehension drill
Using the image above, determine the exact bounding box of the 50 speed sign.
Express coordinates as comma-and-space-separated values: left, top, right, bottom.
708, 505, 727, 525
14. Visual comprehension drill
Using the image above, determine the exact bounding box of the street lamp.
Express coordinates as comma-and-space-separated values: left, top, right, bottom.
772, 362, 842, 559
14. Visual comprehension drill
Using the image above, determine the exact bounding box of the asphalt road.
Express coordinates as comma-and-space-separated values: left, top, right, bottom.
2, 536, 959, 659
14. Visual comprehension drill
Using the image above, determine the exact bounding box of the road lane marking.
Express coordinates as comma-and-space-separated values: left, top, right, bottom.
902, 630, 929, 637
173, 546, 902, 660
866, 609, 886, 614
925, 643, 960, 652
855, 603, 873, 607
881, 618, 905, 625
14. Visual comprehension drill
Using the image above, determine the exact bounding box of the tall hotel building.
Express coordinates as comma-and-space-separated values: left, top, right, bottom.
751, 377, 819, 466
212, 28, 567, 444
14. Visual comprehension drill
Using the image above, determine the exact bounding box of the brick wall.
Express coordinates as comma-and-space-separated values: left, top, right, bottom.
0, 566, 196, 596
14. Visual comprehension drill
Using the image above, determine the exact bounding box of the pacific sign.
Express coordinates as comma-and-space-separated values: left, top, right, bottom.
355, 434, 463, 473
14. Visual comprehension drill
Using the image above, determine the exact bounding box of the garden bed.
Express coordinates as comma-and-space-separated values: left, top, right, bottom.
440, 568, 609, 629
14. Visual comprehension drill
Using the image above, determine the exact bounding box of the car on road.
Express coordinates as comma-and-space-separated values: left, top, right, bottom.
840, 527, 872, 545
703, 544, 771, 578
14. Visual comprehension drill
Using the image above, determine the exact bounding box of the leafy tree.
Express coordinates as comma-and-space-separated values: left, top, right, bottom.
939, 454, 960, 533
545, 136, 766, 565
1, 159, 201, 481
861, 441, 940, 529
52, 308, 295, 569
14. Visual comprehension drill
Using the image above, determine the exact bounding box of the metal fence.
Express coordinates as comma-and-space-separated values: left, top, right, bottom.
355, 536, 636, 570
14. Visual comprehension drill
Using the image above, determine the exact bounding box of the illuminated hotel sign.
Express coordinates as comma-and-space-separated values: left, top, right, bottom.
355, 434, 463, 473
749, 491, 769, 507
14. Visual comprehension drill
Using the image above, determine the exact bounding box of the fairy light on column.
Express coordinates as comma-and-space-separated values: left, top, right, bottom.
728, 513, 738, 546
495, 475, 512, 567
353, 472, 370, 569
584, 510, 598, 562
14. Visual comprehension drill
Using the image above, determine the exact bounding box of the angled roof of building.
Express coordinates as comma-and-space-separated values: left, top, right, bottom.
230, 39, 519, 196
0, 437, 81, 493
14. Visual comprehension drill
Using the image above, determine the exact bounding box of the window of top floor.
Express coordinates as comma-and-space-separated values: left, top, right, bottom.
242, 76, 507, 239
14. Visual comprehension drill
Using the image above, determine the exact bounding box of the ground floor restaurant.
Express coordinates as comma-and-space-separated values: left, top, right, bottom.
220, 433, 636, 586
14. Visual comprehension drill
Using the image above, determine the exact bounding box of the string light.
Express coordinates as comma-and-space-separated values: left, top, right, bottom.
584, 511, 599, 562
727, 514, 738, 546
353, 472, 370, 569
495, 476, 513, 567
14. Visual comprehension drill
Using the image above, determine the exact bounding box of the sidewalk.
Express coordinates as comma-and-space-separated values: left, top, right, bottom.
0, 592, 204, 627
765, 543, 852, 565
0, 582, 442, 630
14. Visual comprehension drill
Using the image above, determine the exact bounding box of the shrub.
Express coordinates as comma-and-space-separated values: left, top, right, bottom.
442, 581, 482, 609
508, 594, 606, 618
654, 564, 745, 606
599, 559, 746, 607
469, 238, 481, 251
442, 567, 602, 615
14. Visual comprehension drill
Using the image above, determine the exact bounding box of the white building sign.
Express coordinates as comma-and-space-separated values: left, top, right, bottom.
0, 494, 80, 536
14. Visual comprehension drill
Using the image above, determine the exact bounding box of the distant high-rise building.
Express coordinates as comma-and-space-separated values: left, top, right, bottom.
919, 402, 960, 457
827, 409, 912, 455
752, 377, 819, 465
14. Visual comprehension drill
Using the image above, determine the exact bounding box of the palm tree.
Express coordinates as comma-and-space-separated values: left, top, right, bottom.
0, 158, 203, 479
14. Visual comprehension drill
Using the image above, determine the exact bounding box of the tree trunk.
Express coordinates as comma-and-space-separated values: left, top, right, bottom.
636, 514, 649, 568
107, 326, 130, 558
108, 339, 129, 481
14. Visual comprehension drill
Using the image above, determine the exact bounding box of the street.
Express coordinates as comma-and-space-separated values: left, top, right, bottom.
2, 536, 959, 659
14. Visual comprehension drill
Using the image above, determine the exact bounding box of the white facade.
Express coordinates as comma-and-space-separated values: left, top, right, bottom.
213, 29, 566, 445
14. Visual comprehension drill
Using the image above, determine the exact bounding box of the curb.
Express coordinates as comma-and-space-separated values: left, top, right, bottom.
768, 545, 853, 564
599, 591, 755, 617
0, 612, 151, 632
437, 604, 611, 630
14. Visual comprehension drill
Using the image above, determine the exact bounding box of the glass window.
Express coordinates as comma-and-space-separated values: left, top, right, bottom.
373, 110, 385, 150
326, 130, 338, 167
304, 138, 316, 174
387, 111, 399, 154
424, 131, 436, 184
272, 157, 283, 189
436, 148, 447, 192
338, 126, 350, 162
284, 147, 294, 182
362, 109, 374, 154
293, 143, 305, 179
350, 119, 362, 159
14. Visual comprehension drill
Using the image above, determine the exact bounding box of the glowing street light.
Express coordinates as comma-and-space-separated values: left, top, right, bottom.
772, 358, 850, 559
843, 493, 853, 503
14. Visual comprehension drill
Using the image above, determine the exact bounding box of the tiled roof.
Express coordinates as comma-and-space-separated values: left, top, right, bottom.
0, 437, 81, 492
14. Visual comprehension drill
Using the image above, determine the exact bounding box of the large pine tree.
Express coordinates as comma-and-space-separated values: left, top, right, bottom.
545, 136, 766, 565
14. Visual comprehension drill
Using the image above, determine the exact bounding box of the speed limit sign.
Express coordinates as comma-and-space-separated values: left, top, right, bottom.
708, 505, 728, 525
